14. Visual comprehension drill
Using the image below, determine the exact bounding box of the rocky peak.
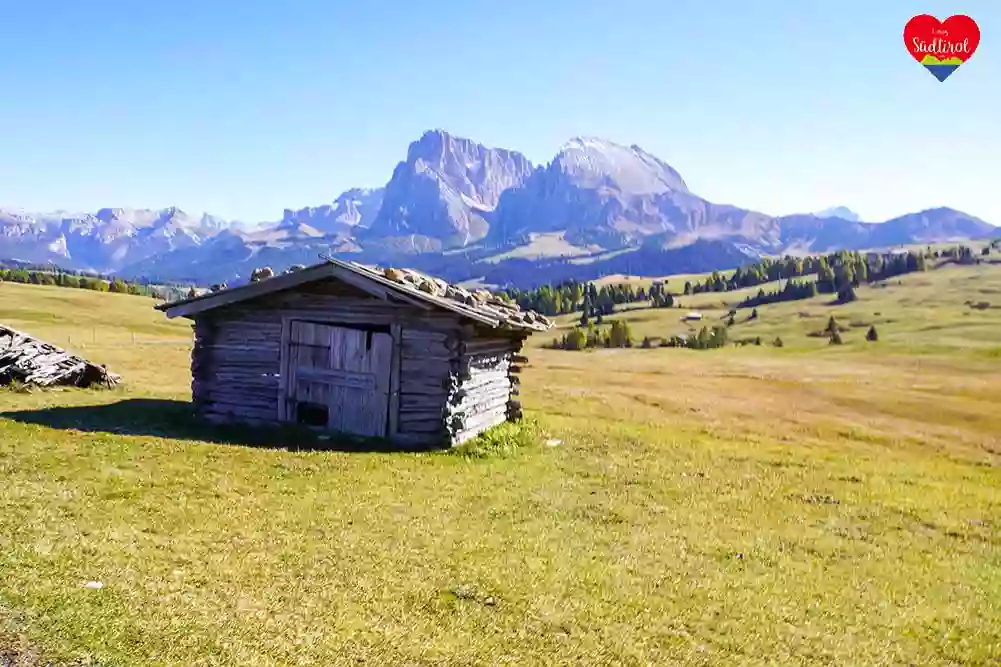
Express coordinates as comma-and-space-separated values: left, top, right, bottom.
814, 206, 860, 222
276, 187, 385, 236
552, 137, 689, 195
403, 129, 535, 210
95, 207, 127, 222
366, 130, 535, 244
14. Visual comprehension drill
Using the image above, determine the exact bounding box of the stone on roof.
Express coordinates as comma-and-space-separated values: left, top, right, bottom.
366, 264, 553, 331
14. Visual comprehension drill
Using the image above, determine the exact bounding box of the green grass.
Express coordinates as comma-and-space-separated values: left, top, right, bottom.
1, 266, 1000, 666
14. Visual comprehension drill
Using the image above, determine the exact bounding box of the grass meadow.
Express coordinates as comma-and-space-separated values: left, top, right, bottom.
1, 263, 1000, 666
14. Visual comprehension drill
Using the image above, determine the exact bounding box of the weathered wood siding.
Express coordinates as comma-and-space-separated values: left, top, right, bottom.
446, 333, 527, 444
395, 327, 460, 446
190, 278, 463, 444
284, 321, 393, 438
191, 314, 283, 426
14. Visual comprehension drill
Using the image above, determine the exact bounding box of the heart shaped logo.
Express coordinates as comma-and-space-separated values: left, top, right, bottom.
904, 14, 980, 81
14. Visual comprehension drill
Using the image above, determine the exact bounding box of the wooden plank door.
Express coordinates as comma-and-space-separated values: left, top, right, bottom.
286, 321, 393, 438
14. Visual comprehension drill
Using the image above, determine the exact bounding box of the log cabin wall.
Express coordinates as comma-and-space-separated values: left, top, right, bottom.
396, 327, 460, 447
446, 331, 528, 444
189, 277, 467, 445
191, 312, 283, 426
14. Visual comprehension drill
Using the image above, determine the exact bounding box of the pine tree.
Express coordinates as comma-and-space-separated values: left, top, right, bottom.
866, 325, 879, 342
837, 283, 857, 304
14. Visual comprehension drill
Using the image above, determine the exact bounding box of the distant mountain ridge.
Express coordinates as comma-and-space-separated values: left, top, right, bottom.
813, 206, 861, 222
2, 130, 996, 288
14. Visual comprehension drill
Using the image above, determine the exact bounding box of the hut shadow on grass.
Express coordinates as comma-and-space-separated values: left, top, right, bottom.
1, 398, 435, 453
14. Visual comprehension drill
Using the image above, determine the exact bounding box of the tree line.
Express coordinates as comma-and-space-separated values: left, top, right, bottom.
501, 246, 955, 318
0, 268, 156, 296
502, 281, 652, 318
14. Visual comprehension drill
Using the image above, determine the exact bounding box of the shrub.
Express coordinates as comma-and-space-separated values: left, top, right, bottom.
866, 325, 879, 342
773, 336, 784, 348
608, 320, 633, 348
563, 328, 587, 350
449, 418, 539, 459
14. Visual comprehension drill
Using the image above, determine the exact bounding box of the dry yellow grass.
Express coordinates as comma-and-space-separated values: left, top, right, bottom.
1, 266, 1000, 666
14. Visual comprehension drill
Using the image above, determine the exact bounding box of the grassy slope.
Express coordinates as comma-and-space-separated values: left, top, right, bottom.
1, 269, 1000, 666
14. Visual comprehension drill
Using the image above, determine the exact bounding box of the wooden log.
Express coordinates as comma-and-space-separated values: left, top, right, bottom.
459, 368, 511, 387
197, 342, 280, 352
391, 431, 442, 448
509, 365, 524, 374
455, 393, 511, 419
402, 381, 452, 395
402, 329, 450, 343
461, 344, 516, 357
202, 412, 280, 428
202, 404, 278, 421
203, 399, 279, 415
400, 395, 447, 411
400, 346, 458, 360
512, 354, 529, 365
193, 381, 280, 398
450, 406, 509, 444
464, 351, 513, 363
454, 384, 512, 409
458, 366, 510, 383
202, 390, 278, 406
193, 366, 280, 379
195, 372, 280, 384
398, 415, 445, 432
401, 358, 454, 374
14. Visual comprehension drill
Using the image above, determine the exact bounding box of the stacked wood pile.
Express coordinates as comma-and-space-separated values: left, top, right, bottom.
444, 332, 530, 445
0, 325, 120, 388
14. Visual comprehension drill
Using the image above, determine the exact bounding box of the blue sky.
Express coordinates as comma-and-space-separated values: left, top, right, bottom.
1, 0, 997, 224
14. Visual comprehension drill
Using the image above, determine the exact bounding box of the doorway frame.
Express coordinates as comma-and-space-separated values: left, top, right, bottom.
277, 315, 402, 439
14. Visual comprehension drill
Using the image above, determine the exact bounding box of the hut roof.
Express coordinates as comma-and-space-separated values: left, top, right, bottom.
155, 258, 554, 332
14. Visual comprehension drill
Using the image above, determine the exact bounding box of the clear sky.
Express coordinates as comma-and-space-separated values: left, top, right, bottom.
1, 0, 998, 224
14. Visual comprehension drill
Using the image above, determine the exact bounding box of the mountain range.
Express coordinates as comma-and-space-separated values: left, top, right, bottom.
2, 130, 996, 289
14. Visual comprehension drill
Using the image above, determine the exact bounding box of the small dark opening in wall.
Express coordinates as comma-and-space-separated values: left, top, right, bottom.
366, 330, 373, 351
296, 401, 328, 427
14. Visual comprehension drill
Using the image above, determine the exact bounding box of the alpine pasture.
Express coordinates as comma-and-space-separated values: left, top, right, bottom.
1, 263, 1000, 666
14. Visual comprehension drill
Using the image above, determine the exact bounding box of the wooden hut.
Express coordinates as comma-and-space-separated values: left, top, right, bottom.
155, 259, 552, 447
